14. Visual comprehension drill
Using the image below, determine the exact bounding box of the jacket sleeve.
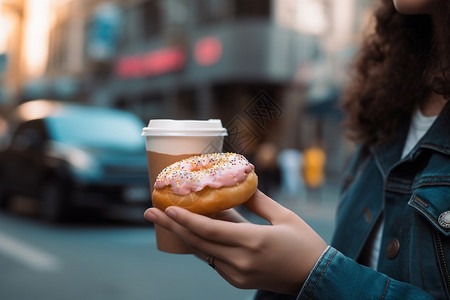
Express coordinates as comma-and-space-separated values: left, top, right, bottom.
297, 247, 435, 299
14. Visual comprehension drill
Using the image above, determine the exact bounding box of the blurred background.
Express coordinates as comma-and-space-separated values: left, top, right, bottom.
0, 0, 375, 299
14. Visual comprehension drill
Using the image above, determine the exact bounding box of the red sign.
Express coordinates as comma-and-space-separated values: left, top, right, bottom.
116, 47, 186, 78
194, 37, 223, 66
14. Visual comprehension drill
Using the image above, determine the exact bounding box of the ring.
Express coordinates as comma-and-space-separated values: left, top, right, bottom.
206, 255, 216, 270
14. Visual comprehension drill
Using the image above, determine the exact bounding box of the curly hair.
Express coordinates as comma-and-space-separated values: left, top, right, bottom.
341, 0, 450, 147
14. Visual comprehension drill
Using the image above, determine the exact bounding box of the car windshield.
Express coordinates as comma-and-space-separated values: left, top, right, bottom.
45, 107, 145, 150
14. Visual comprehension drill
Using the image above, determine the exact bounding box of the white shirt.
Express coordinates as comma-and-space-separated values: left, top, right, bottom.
368, 108, 437, 270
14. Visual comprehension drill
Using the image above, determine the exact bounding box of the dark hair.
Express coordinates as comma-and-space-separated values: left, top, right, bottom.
341, 0, 450, 147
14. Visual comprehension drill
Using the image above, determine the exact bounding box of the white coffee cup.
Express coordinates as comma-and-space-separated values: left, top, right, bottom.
142, 119, 227, 254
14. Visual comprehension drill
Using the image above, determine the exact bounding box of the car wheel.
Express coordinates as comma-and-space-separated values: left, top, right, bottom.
40, 180, 72, 222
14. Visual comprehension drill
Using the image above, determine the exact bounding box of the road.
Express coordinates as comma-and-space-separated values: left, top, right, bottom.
0, 183, 339, 300
0, 212, 255, 300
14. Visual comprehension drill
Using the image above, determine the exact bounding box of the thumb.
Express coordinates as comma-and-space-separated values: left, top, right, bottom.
244, 190, 295, 225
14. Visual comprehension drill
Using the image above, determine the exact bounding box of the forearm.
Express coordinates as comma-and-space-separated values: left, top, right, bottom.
298, 247, 434, 300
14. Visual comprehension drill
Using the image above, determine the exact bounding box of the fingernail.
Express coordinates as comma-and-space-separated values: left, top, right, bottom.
166, 207, 177, 219
144, 210, 157, 223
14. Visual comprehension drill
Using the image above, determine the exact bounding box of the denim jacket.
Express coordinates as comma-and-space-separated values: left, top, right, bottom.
255, 102, 450, 300
299, 101, 450, 299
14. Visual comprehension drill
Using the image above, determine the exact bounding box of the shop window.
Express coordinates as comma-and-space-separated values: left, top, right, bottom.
176, 89, 197, 119
197, 0, 270, 24
48, 19, 69, 74
140, 0, 162, 38
165, 0, 190, 27
234, 0, 270, 19
197, 0, 232, 24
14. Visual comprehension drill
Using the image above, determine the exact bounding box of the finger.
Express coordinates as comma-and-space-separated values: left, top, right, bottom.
143, 208, 176, 234
145, 206, 256, 265
144, 207, 168, 224
198, 253, 233, 284
244, 190, 295, 225
144, 207, 198, 241
165, 206, 257, 246
206, 256, 237, 285
145, 207, 219, 254
202, 249, 264, 291
194, 241, 246, 274
210, 208, 248, 223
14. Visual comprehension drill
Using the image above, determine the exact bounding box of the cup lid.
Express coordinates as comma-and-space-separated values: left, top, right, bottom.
142, 119, 228, 136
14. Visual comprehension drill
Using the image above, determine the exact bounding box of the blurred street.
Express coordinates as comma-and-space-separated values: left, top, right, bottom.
0, 181, 340, 300
0, 0, 369, 299
0, 210, 254, 300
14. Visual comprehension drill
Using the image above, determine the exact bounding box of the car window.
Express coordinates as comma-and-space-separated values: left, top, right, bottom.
10, 119, 48, 150
44, 108, 145, 150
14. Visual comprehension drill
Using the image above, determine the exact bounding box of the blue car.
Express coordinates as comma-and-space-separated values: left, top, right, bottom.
0, 100, 150, 222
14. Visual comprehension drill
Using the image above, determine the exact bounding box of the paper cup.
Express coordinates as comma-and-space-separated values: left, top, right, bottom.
142, 119, 227, 254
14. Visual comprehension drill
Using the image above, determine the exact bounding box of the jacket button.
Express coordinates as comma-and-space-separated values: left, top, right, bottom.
386, 239, 400, 259
438, 211, 450, 229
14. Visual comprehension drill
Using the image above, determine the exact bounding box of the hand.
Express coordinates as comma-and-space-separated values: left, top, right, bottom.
144, 190, 327, 295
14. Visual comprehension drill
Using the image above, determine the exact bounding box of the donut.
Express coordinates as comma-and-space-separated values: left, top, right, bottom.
152, 153, 258, 215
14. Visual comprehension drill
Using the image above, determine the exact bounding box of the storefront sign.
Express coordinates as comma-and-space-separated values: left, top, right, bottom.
194, 36, 222, 66
116, 47, 186, 78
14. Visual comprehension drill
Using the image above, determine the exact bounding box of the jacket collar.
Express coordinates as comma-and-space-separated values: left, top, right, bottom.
370, 115, 410, 179
420, 100, 450, 155
370, 100, 450, 178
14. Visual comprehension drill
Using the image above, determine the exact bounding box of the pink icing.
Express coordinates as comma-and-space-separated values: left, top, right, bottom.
154, 153, 254, 195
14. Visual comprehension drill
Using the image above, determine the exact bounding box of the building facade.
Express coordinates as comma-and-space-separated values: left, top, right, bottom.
1, 0, 375, 176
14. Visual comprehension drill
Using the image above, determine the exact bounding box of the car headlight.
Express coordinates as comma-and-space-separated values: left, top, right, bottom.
46, 141, 102, 180
66, 147, 102, 179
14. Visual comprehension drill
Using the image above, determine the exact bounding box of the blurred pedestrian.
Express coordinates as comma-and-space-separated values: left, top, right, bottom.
277, 148, 305, 201
144, 0, 450, 299
302, 142, 326, 202
254, 142, 280, 197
